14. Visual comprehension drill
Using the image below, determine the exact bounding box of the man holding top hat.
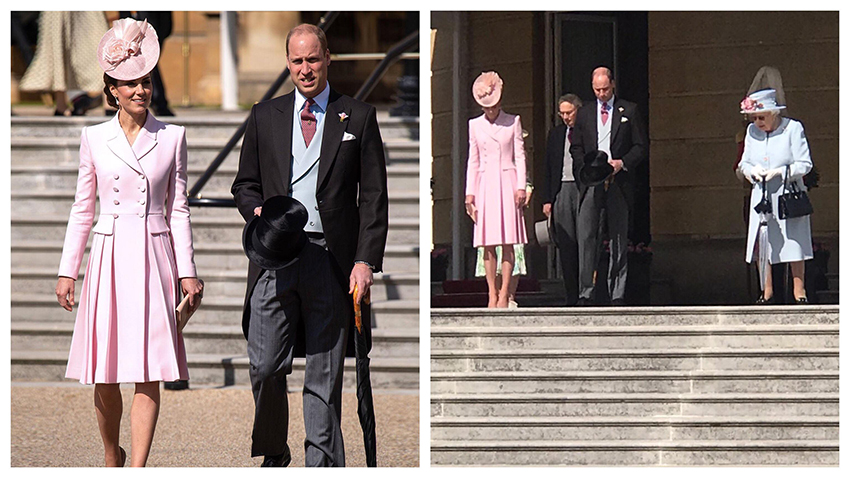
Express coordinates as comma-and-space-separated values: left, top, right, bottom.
231, 23, 388, 467
570, 66, 647, 305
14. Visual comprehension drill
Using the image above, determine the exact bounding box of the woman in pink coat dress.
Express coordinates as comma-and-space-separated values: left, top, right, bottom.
464, 71, 528, 308
54, 18, 203, 467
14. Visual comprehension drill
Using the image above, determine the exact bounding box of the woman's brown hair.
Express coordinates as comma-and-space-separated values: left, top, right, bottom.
103, 73, 119, 108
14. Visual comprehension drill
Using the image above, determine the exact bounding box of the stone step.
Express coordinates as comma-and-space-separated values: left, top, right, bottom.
431, 348, 838, 373
12, 268, 420, 301
826, 272, 838, 289
430, 370, 839, 394
11, 322, 419, 358
816, 290, 838, 304
10, 163, 421, 196
11, 295, 421, 328
431, 324, 839, 350
11, 215, 420, 245
431, 416, 839, 441
10, 113, 420, 140
11, 350, 419, 390
12, 189, 420, 219
430, 439, 839, 466
11, 136, 420, 167
430, 393, 839, 418
431, 306, 839, 327
11, 241, 419, 274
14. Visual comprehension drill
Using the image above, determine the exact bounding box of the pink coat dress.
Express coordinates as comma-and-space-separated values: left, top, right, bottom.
465, 111, 528, 247
58, 112, 197, 384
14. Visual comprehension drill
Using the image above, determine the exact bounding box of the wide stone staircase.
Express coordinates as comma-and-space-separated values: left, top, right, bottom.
10, 110, 420, 390
431, 306, 838, 465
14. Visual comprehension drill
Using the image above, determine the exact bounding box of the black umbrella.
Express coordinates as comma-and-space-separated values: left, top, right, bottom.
353, 286, 377, 467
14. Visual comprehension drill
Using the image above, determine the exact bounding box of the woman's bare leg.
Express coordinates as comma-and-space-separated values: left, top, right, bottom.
483, 246, 498, 307
129, 381, 161, 467
94, 383, 124, 467
790, 260, 806, 300
508, 274, 519, 306
497, 245, 515, 308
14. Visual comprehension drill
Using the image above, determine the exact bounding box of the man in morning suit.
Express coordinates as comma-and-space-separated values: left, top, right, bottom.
569, 66, 647, 305
542, 93, 599, 306
231, 24, 388, 467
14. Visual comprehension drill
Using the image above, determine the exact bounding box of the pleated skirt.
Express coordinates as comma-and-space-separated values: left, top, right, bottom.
65, 229, 189, 384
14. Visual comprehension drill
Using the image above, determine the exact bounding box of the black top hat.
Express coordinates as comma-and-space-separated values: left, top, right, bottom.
242, 196, 309, 270
579, 150, 614, 187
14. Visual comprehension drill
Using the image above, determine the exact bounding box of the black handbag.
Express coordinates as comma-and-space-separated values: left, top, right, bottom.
778, 165, 813, 219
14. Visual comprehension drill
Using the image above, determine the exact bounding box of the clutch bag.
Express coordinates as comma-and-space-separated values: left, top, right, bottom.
176, 285, 203, 333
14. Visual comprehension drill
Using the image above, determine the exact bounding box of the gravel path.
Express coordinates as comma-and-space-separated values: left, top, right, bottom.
11, 384, 419, 467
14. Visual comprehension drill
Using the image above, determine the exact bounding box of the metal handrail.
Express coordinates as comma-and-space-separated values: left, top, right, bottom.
354, 30, 418, 101
331, 52, 419, 61
187, 14, 419, 208
188, 11, 339, 206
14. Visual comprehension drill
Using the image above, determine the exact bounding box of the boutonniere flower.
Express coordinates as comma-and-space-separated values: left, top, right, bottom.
620, 116, 629, 123
338, 112, 349, 122
618, 106, 624, 113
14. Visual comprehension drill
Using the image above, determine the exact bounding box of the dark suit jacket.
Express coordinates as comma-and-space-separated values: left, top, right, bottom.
569, 97, 648, 205
542, 123, 571, 205
231, 88, 389, 353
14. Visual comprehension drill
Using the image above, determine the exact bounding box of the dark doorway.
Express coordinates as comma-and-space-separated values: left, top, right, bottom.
554, 11, 650, 245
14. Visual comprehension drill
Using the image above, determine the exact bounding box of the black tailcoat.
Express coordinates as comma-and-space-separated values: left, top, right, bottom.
232, 88, 389, 355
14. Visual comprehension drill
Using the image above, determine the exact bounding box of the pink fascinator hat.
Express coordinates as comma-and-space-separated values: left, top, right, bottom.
472, 71, 503, 107
97, 18, 160, 80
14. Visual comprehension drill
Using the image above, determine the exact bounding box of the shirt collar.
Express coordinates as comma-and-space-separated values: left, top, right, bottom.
294, 82, 331, 113
597, 96, 616, 109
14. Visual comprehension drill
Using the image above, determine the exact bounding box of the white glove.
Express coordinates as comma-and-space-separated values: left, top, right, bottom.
763, 168, 783, 182
748, 165, 767, 184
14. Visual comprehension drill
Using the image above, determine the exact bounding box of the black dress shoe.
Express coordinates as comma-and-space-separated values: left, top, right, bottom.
611, 298, 627, 306
756, 295, 775, 305
795, 297, 809, 305
576, 298, 592, 306
261, 445, 292, 467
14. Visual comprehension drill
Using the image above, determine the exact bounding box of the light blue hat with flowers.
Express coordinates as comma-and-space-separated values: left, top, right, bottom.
740, 88, 786, 114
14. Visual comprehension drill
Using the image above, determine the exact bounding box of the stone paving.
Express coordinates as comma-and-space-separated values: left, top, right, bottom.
10, 383, 419, 467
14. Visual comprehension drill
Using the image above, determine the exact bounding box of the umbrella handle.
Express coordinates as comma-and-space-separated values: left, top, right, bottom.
353, 285, 362, 334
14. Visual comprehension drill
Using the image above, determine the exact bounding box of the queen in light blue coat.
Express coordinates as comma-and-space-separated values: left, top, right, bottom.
737, 88, 813, 304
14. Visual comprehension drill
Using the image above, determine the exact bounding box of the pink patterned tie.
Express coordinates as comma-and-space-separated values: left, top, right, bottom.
300, 98, 316, 147
601, 102, 609, 125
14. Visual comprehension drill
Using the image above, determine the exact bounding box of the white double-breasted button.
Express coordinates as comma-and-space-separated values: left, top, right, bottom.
139, 212, 145, 218
140, 186, 146, 192
140, 199, 145, 205
113, 187, 119, 192
113, 200, 119, 205
140, 174, 146, 179
113, 213, 119, 219
114, 174, 119, 180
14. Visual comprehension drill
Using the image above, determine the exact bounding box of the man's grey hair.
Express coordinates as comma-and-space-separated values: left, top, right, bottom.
558, 93, 583, 108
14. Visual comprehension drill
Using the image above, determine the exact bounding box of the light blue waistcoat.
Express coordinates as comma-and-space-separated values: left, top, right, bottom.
290, 108, 326, 233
